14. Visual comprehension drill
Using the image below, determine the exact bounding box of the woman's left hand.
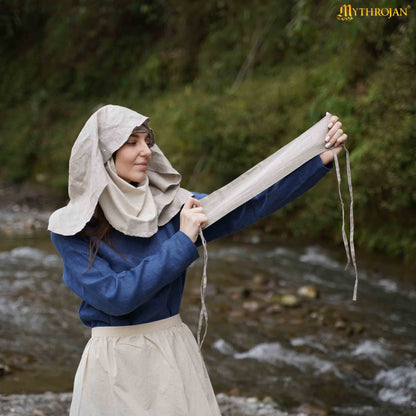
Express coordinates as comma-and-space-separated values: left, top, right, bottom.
320, 114, 348, 165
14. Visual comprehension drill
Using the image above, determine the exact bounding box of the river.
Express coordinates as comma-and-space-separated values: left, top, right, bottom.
0, 230, 415, 415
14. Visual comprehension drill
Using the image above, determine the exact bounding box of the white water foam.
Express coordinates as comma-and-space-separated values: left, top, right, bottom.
231, 341, 341, 377
351, 339, 391, 365
0, 246, 61, 268
299, 246, 341, 270
374, 364, 416, 407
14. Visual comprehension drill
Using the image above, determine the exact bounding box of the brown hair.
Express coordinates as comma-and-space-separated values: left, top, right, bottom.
76, 151, 133, 270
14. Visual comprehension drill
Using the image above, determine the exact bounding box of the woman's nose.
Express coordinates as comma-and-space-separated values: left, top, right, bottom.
139, 142, 152, 157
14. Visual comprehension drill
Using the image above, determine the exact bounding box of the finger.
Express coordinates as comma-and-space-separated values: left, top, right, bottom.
325, 120, 341, 142
187, 197, 201, 208
328, 121, 342, 136
326, 121, 342, 139
200, 216, 208, 228
198, 219, 208, 229
184, 197, 194, 208
190, 206, 204, 213
195, 213, 208, 224
330, 134, 347, 149
327, 115, 339, 129
334, 133, 348, 147
330, 128, 344, 145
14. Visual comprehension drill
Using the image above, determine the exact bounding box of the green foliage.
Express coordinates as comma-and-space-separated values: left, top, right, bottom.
0, 0, 414, 263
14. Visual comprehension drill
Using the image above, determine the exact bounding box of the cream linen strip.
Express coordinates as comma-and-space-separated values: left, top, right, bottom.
195, 113, 358, 351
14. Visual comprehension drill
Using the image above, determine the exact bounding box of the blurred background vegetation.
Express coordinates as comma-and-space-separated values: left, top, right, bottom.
0, 0, 414, 263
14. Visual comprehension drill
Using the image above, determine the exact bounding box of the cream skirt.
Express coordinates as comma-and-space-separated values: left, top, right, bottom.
69, 314, 222, 416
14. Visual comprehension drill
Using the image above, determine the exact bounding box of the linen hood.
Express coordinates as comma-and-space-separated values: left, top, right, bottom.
47, 104, 194, 236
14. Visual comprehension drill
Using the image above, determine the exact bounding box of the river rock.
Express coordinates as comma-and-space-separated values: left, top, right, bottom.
243, 301, 260, 312
0, 363, 12, 376
295, 403, 330, 415
228, 309, 246, 320
280, 294, 300, 307
250, 235, 261, 244
266, 303, 283, 314
228, 387, 240, 396
231, 291, 240, 300
253, 273, 269, 285
334, 318, 347, 330
297, 285, 319, 299
262, 396, 275, 404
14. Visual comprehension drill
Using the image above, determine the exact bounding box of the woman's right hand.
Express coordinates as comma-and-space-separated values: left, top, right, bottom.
180, 197, 208, 243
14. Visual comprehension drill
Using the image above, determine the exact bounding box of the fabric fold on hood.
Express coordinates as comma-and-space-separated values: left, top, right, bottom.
98, 157, 159, 237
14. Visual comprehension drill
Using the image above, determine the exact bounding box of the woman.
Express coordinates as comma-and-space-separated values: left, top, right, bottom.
49, 104, 347, 416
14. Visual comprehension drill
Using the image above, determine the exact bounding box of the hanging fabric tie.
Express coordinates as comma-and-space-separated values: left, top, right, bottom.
195, 112, 358, 351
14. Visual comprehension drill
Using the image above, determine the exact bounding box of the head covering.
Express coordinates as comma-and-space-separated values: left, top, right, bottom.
47, 104, 193, 237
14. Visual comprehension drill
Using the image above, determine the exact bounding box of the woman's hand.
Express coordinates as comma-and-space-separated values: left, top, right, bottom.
180, 197, 208, 243
320, 114, 348, 165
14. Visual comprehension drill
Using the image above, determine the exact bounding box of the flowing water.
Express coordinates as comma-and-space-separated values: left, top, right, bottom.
0, 230, 415, 415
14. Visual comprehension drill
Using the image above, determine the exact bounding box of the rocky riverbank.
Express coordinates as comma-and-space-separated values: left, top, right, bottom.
0, 181, 63, 235
0, 392, 319, 416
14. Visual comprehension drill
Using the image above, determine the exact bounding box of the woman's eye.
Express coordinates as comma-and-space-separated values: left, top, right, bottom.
125, 137, 153, 147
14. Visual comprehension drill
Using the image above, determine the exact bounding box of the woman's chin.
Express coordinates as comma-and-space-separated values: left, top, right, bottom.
130, 174, 146, 184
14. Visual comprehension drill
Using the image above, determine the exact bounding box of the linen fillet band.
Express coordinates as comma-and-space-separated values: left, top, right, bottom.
195, 112, 358, 350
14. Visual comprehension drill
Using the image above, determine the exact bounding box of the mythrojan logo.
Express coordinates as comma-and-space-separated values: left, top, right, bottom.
337, 4, 411, 21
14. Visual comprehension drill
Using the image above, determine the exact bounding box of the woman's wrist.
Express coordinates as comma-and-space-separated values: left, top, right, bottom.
320, 151, 332, 165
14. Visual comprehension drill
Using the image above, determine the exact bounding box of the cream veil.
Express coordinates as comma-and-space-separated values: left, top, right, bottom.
47, 104, 193, 236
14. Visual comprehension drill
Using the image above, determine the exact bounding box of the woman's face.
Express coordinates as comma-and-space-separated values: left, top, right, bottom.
114, 131, 153, 185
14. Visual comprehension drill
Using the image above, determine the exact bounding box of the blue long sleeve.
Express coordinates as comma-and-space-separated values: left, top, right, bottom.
192, 154, 333, 246
51, 230, 200, 316
50, 153, 333, 328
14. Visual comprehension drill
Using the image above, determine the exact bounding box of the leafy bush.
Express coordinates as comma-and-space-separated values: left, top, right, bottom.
0, 0, 414, 263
